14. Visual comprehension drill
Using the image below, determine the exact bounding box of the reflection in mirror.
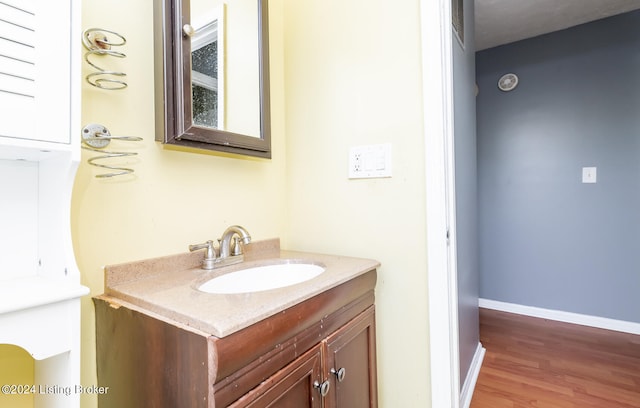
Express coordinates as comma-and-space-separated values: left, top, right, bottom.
154, 0, 271, 158
191, 9, 224, 129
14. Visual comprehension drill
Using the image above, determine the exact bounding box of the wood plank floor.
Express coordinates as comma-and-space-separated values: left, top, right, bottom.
470, 308, 640, 408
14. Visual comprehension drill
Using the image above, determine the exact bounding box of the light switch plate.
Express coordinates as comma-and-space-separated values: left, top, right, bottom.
582, 167, 597, 183
349, 143, 392, 179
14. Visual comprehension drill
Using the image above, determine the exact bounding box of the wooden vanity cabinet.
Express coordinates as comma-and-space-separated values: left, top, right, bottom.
231, 307, 377, 408
94, 269, 378, 408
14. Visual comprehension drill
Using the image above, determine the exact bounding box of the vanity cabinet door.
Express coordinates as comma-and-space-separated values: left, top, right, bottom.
230, 344, 323, 408
323, 307, 378, 408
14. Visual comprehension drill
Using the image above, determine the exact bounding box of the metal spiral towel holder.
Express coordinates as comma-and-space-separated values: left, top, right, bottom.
82, 28, 127, 90
81, 124, 142, 178
81, 28, 142, 177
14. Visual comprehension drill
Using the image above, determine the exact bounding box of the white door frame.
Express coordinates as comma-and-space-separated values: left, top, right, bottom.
421, 0, 461, 407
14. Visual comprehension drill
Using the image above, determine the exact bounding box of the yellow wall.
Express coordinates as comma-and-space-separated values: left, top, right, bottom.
282, 0, 430, 405
75, 0, 430, 407
0, 345, 34, 408
75, 0, 286, 406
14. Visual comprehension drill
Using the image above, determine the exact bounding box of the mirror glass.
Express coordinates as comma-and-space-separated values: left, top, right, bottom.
190, 0, 260, 137
190, 5, 223, 130
154, 0, 270, 158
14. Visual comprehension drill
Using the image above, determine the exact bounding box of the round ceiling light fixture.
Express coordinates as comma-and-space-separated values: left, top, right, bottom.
497, 73, 519, 92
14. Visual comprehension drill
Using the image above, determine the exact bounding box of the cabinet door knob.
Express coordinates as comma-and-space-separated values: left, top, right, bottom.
331, 367, 346, 382
313, 380, 330, 397
182, 24, 195, 37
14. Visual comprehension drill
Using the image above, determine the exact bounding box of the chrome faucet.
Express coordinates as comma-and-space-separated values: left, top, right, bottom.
219, 225, 251, 259
189, 240, 217, 270
189, 225, 251, 270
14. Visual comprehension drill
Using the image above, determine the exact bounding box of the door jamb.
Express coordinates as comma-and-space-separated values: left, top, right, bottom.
421, 0, 461, 406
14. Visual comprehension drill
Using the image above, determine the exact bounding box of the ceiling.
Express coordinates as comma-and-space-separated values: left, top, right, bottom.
475, 0, 640, 50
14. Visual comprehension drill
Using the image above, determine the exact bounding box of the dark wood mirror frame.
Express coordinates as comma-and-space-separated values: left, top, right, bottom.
153, 0, 271, 158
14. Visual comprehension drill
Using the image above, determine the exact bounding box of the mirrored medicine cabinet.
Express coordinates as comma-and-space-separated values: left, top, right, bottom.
153, 0, 271, 158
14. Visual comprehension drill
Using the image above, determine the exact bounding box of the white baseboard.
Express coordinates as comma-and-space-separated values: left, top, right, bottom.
460, 342, 485, 408
479, 298, 640, 335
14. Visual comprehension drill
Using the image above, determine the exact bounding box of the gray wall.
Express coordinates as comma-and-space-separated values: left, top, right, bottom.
476, 11, 640, 323
453, 0, 480, 387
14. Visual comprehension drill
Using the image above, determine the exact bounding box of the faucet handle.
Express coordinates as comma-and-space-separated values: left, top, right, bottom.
189, 240, 217, 270
231, 236, 244, 256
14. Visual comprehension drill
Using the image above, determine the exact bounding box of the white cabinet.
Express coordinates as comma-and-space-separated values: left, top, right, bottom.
0, 0, 88, 407
0, 0, 74, 145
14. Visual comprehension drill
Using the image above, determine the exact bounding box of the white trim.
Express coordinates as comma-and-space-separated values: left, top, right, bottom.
192, 70, 218, 92
479, 298, 640, 335
460, 342, 485, 408
192, 20, 219, 51
422, 0, 460, 407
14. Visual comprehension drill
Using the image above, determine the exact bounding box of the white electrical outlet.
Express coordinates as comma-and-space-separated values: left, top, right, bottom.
349, 143, 392, 179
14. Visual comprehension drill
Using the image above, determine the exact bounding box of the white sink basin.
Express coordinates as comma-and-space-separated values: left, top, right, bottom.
198, 263, 325, 294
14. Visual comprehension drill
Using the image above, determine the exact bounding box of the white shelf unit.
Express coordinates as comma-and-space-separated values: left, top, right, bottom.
0, 147, 88, 408
0, 0, 88, 407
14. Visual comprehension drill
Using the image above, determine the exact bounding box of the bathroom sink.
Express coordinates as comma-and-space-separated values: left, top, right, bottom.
198, 263, 325, 294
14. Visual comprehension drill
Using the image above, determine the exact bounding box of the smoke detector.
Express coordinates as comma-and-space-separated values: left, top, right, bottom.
497, 73, 518, 92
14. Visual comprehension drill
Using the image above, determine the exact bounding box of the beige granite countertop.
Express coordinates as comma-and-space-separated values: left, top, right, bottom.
101, 239, 379, 338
